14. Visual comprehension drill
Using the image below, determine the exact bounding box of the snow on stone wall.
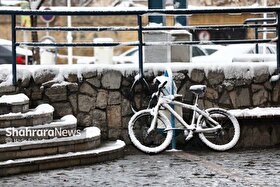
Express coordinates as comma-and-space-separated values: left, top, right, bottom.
0, 63, 279, 141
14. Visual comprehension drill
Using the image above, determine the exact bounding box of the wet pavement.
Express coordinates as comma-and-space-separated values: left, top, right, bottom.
1, 147, 280, 187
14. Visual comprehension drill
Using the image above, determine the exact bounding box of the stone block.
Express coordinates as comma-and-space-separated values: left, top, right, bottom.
206, 88, 218, 100
16, 147, 58, 159
219, 91, 231, 105
190, 69, 205, 83
96, 90, 108, 109
272, 82, 280, 102
101, 70, 122, 89
74, 140, 100, 152
229, 88, 251, 108
32, 114, 53, 126
252, 88, 268, 106
121, 98, 133, 116
0, 120, 11, 128
86, 77, 101, 88
31, 86, 43, 100
208, 70, 225, 85
0, 85, 16, 94
235, 79, 252, 87
12, 119, 27, 127
107, 105, 121, 128
77, 113, 93, 127
52, 102, 73, 117
92, 109, 107, 128
45, 85, 67, 102
0, 151, 17, 161
69, 94, 78, 114
58, 144, 75, 154
64, 73, 78, 83
108, 91, 121, 105
67, 83, 79, 92
78, 94, 95, 112
253, 72, 269, 83
79, 82, 97, 97
33, 68, 58, 85
82, 71, 97, 79
108, 128, 121, 140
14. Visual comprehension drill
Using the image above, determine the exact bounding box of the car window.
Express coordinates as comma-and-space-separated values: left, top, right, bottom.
125, 49, 138, 57
192, 46, 206, 57
205, 49, 217, 55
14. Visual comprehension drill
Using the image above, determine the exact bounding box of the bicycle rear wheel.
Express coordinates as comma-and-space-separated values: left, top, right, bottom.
198, 108, 240, 151
128, 109, 173, 154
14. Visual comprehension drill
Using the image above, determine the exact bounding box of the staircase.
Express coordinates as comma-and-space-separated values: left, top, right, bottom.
0, 94, 125, 177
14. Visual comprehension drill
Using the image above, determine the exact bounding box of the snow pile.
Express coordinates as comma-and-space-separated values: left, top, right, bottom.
229, 107, 280, 118
0, 62, 277, 87
0, 67, 32, 86
0, 104, 54, 119
0, 93, 29, 105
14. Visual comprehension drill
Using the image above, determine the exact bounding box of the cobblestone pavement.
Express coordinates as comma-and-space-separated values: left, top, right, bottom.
1, 147, 280, 187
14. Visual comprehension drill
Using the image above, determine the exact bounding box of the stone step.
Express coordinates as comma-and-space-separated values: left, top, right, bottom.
0, 104, 54, 128
0, 140, 125, 177
0, 115, 77, 144
0, 127, 101, 161
0, 93, 29, 115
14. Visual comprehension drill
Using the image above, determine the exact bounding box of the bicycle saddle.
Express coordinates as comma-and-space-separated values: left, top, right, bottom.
189, 85, 207, 95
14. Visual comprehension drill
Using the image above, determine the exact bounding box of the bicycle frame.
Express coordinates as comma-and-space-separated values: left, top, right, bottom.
148, 95, 222, 134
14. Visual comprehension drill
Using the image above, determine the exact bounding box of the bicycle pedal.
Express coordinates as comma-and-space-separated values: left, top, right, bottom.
185, 131, 193, 141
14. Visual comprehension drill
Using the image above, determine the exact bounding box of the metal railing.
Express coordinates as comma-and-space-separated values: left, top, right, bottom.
244, 17, 277, 54
0, 6, 280, 85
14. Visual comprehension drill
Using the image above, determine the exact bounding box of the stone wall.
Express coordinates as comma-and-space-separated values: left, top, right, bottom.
0, 63, 279, 146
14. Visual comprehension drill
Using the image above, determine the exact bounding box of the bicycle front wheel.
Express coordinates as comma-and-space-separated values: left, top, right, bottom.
128, 109, 173, 154
198, 108, 240, 151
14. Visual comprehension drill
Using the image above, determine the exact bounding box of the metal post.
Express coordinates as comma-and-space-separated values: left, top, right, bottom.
174, 0, 187, 26
67, 0, 73, 65
148, 0, 165, 25
11, 14, 17, 85
137, 15, 144, 77
277, 12, 280, 74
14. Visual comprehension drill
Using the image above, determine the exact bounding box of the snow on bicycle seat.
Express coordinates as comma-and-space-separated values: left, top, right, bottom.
189, 85, 207, 95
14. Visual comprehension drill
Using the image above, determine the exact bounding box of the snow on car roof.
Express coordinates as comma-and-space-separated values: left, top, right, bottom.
0, 39, 12, 45
210, 44, 254, 56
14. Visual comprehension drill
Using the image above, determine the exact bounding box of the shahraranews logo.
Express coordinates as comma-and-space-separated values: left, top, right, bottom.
5, 127, 81, 138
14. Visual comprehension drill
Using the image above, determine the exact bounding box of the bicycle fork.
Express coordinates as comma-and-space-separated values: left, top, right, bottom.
147, 106, 161, 135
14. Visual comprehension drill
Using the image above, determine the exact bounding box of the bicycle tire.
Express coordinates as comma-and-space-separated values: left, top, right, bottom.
198, 108, 240, 151
128, 109, 173, 154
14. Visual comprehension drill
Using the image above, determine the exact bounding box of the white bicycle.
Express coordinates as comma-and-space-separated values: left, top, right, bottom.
128, 76, 240, 154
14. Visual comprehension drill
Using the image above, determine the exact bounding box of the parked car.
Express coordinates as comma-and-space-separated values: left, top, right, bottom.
114, 45, 209, 64
192, 44, 276, 63
0, 39, 33, 65
199, 45, 225, 55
